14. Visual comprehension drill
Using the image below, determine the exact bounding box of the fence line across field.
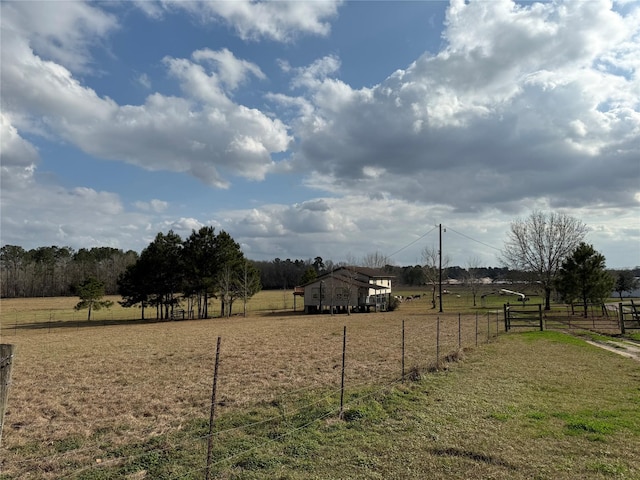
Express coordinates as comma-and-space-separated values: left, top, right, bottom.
57, 317, 496, 480
5, 302, 631, 479
4, 313, 503, 479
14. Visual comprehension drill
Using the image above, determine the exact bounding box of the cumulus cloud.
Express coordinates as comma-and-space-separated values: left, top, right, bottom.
0, 160, 151, 251
0, 113, 39, 169
134, 199, 169, 213
289, 0, 640, 213
163, 0, 341, 42
0, 0, 118, 73
1, 6, 292, 189
214, 194, 496, 264
1, 0, 638, 269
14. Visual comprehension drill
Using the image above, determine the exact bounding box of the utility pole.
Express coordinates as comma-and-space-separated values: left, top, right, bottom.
439, 223, 443, 313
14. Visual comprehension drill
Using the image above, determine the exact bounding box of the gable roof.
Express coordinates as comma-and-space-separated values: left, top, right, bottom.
297, 266, 394, 288
330, 266, 395, 279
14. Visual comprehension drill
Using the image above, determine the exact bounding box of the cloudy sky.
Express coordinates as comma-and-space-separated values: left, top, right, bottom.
1, 0, 639, 268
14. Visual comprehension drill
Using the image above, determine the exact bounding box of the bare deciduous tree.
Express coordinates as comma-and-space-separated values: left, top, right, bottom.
422, 245, 450, 309
501, 210, 587, 310
464, 257, 484, 307
361, 251, 390, 269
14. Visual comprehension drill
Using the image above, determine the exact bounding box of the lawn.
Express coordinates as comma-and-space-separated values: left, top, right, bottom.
0, 293, 638, 479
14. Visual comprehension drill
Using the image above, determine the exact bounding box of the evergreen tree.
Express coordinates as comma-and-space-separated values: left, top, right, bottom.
614, 270, 639, 300
555, 243, 615, 318
117, 261, 152, 320
74, 277, 113, 321
183, 226, 218, 318
141, 231, 184, 319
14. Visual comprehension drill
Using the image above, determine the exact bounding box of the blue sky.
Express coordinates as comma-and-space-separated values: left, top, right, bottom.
1, 0, 639, 268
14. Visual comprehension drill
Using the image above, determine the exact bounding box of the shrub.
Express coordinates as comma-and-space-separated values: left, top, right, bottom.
387, 295, 400, 311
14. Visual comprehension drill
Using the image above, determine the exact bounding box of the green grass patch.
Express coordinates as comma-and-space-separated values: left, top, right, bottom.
520, 330, 589, 346
586, 459, 630, 476
53, 435, 85, 453
627, 332, 640, 342
64, 332, 640, 480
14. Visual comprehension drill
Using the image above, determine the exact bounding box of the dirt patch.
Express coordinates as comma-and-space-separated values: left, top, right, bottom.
585, 339, 640, 362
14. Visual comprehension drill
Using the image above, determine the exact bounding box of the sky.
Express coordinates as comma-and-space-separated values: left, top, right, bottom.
1, 0, 639, 269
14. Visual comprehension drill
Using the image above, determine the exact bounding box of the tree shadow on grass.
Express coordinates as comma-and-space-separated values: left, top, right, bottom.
8, 316, 200, 331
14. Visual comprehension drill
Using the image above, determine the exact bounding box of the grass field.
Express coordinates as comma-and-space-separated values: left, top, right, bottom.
0, 291, 638, 479
0, 286, 536, 326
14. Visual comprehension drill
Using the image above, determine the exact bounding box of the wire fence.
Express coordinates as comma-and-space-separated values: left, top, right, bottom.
0, 308, 558, 479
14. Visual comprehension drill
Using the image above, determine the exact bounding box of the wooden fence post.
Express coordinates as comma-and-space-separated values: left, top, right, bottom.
205, 337, 222, 480
401, 320, 405, 382
1, 344, 15, 447
538, 304, 544, 331
619, 302, 625, 334
475, 312, 478, 347
487, 312, 490, 343
339, 326, 347, 419
436, 317, 440, 367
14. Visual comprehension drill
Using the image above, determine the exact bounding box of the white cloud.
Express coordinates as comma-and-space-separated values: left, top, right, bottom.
162, 217, 205, 233
170, 0, 341, 42
1, 0, 638, 271
0, 112, 39, 169
288, 0, 640, 215
136, 73, 151, 90
1, 7, 292, 189
0, 1, 118, 73
0, 160, 154, 251
191, 48, 266, 91
214, 194, 500, 265
134, 199, 169, 213
291, 55, 341, 88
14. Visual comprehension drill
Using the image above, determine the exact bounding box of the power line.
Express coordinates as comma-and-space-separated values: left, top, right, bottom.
387, 225, 438, 259
444, 226, 502, 253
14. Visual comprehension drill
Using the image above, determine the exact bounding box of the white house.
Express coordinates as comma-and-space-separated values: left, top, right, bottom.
296, 266, 393, 314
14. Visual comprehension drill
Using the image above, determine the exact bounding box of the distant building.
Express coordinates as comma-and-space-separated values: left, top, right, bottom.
295, 266, 393, 314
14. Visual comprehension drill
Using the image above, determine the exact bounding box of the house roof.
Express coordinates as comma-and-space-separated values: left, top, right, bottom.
330, 266, 394, 279
297, 266, 394, 288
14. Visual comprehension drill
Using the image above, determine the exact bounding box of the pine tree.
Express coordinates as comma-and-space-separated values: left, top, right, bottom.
555, 243, 614, 318
74, 277, 113, 321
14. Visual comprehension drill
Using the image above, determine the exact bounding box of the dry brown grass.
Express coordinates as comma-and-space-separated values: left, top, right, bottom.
0, 295, 490, 479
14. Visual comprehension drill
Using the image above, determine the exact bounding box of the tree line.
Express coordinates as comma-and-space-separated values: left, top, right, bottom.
2, 211, 638, 320
0, 245, 138, 298
0, 243, 514, 301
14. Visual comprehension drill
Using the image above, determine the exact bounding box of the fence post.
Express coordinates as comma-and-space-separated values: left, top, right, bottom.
538, 304, 543, 331
619, 302, 625, 334
475, 312, 478, 347
458, 313, 461, 350
205, 337, 222, 480
487, 312, 490, 343
504, 304, 509, 332
1, 344, 15, 447
436, 317, 440, 367
339, 326, 347, 419
401, 320, 405, 382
